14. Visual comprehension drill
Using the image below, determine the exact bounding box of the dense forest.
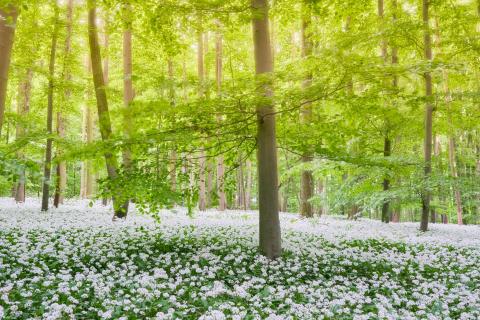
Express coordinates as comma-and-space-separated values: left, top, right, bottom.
1, 0, 480, 319
2, 0, 480, 256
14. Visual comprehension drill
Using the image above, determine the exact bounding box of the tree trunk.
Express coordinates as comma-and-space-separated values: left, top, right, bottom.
54, 0, 73, 208
430, 135, 441, 223
215, 30, 226, 211
80, 57, 95, 199
41, 5, 60, 211
448, 137, 464, 225
197, 30, 207, 211
236, 155, 245, 209
381, 137, 391, 222
388, 0, 399, 222
252, 0, 281, 259
121, 2, 134, 212
15, 69, 33, 203
378, 0, 391, 223
435, 19, 464, 226
299, 1, 314, 218
245, 159, 252, 209
101, 17, 109, 205
0, 5, 18, 136
420, 0, 433, 232
87, 0, 126, 218
167, 59, 177, 193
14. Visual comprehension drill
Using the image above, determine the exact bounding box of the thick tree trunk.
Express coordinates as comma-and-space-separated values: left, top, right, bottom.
87, 0, 125, 218
299, 1, 314, 218
41, 6, 60, 211
420, 0, 433, 232
215, 30, 227, 211
252, 0, 281, 259
53, 0, 73, 208
197, 31, 207, 211
15, 69, 32, 203
0, 6, 18, 136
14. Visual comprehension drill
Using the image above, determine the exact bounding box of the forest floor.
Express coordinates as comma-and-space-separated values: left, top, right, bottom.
0, 198, 479, 319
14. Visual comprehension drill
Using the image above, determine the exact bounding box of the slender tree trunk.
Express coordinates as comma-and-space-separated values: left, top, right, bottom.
435, 19, 464, 225
236, 157, 244, 208
388, 0, 400, 222
100, 12, 110, 205
378, 0, 391, 223
299, 1, 314, 218
252, 0, 281, 259
121, 2, 134, 212
81, 57, 95, 199
15, 69, 33, 203
197, 30, 207, 211
448, 136, 464, 225
54, 0, 73, 207
87, 0, 125, 218
0, 5, 18, 136
420, 0, 433, 232
430, 135, 441, 223
41, 6, 60, 211
245, 159, 252, 209
215, 30, 226, 211
203, 33, 214, 208
167, 59, 177, 193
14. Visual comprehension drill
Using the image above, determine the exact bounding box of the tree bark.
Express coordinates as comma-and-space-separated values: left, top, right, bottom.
0, 5, 18, 136
15, 69, 32, 203
435, 19, 464, 225
87, 0, 126, 218
215, 30, 227, 211
299, 1, 314, 218
236, 156, 245, 208
197, 30, 207, 211
41, 5, 60, 211
54, 0, 73, 208
378, 0, 392, 223
121, 1, 134, 212
420, 0, 433, 232
448, 136, 463, 225
252, 0, 281, 259
167, 59, 177, 193
80, 57, 95, 199
245, 159, 252, 209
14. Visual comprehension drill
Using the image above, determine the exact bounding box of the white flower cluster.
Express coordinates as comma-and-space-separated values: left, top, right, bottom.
0, 198, 479, 319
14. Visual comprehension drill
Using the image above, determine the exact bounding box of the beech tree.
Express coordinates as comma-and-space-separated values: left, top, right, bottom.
299, 1, 314, 218
420, 0, 433, 232
252, 0, 281, 258
54, 0, 73, 208
0, 5, 18, 137
87, 0, 126, 218
41, 3, 59, 211
0, 0, 479, 240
